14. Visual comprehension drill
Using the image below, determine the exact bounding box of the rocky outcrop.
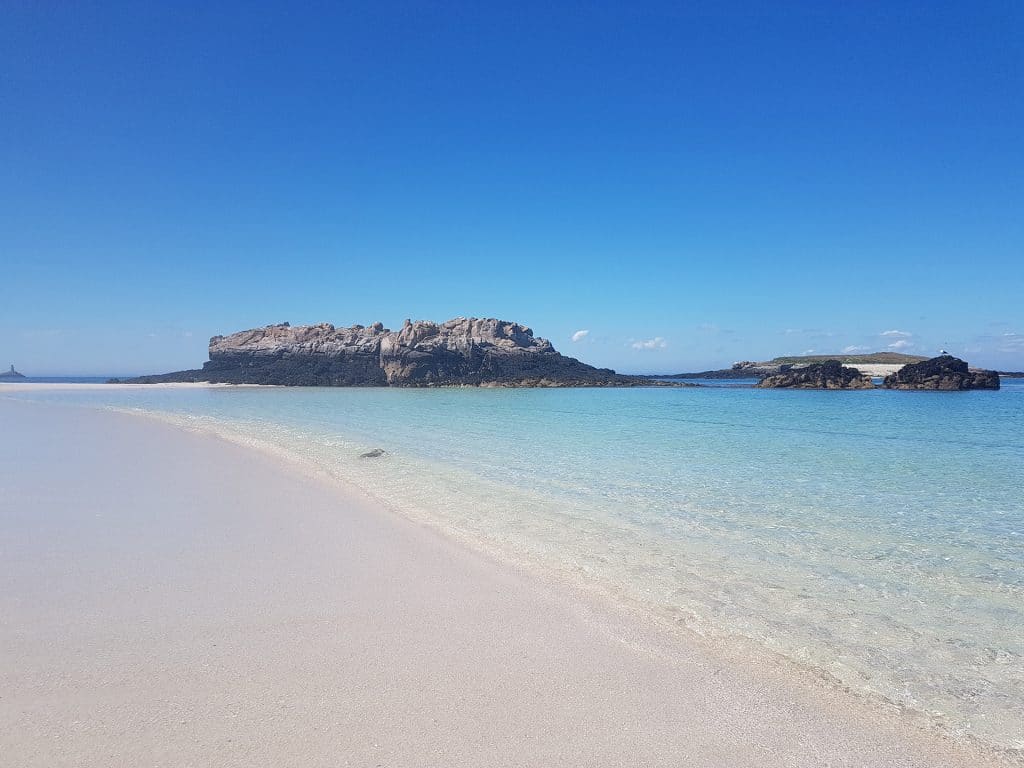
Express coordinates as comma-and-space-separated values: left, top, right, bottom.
732, 360, 785, 376
882, 355, 1000, 390
755, 360, 875, 389
129, 317, 668, 387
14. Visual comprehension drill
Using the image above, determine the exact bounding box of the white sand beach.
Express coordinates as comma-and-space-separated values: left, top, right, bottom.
0, 398, 1014, 767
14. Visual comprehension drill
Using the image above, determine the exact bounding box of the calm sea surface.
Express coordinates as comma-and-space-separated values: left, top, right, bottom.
5, 381, 1023, 751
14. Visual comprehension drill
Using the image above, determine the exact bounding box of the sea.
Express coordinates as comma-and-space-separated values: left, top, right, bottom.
4, 378, 1022, 752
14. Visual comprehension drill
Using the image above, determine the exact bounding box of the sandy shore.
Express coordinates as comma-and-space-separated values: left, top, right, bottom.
0, 399, 1013, 767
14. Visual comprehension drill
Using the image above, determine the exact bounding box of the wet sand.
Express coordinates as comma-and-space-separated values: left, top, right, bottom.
0, 398, 1013, 767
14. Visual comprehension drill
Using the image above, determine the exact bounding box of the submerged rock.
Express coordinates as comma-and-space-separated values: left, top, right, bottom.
756, 360, 875, 390
882, 355, 999, 390
359, 448, 386, 458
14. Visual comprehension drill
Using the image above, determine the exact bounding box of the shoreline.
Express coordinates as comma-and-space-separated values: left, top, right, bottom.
99, 400, 1012, 752
1, 398, 1017, 766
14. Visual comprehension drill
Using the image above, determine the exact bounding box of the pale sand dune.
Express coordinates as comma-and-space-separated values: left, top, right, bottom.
0, 400, 1013, 767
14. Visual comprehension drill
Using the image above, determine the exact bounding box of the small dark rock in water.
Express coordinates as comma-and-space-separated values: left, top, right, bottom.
359, 448, 386, 458
882, 355, 1000, 391
756, 360, 875, 390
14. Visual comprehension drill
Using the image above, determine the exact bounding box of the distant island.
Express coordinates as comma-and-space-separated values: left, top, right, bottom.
658, 352, 1001, 391
123, 318, 681, 388
756, 354, 999, 390
660, 352, 928, 380
0, 364, 26, 381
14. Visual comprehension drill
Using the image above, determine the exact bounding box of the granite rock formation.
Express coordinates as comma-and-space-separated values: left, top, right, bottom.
882, 355, 1000, 390
128, 318, 665, 387
755, 360, 875, 390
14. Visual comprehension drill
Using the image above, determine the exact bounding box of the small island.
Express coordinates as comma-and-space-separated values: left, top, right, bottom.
663, 352, 928, 380
752, 354, 999, 391
662, 352, 1000, 391
0, 364, 26, 381
126, 317, 688, 388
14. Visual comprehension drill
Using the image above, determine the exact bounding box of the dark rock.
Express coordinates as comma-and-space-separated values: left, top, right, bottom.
359, 448, 386, 458
882, 356, 1000, 390
756, 360, 875, 390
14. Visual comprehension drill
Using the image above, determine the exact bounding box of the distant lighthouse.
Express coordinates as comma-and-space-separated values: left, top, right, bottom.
0, 364, 26, 380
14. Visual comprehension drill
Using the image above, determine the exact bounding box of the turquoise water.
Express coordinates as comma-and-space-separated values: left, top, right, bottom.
4, 381, 1023, 751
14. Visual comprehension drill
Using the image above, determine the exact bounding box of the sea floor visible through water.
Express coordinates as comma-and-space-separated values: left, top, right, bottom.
3, 380, 1023, 755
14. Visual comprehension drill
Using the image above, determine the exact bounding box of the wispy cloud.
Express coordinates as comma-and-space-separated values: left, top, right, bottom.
18, 328, 70, 339
631, 337, 667, 350
999, 332, 1024, 353
879, 329, 915, 351
570, 329, 589, 343
697, 322, 734, 334
842, 345, 871, 354
782, 328, 837, 338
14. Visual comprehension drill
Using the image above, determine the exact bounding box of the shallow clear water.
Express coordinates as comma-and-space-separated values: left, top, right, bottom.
4, 381, 1023, 750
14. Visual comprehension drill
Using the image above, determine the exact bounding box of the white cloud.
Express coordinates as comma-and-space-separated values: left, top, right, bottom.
570, 329, 589, 343
888, 339, 913, 350
881, 329, 912, 338
631, 337, 667, 350
842, 345, 871, 354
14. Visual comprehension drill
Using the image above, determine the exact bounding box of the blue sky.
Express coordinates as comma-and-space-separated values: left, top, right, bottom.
2, 1, 1022, 375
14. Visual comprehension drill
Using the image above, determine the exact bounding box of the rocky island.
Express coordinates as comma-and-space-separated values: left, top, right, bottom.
659, 351, 1001, 392
662, 352, 928, 380
755, 360, 875, 389
882, 355, 1000, 390
0, 364, 26, 381
126, 317, 668, 388
751, 354, 999, 391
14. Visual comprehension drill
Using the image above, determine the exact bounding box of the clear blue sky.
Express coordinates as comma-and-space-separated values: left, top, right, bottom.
2, 1, 1021, 375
